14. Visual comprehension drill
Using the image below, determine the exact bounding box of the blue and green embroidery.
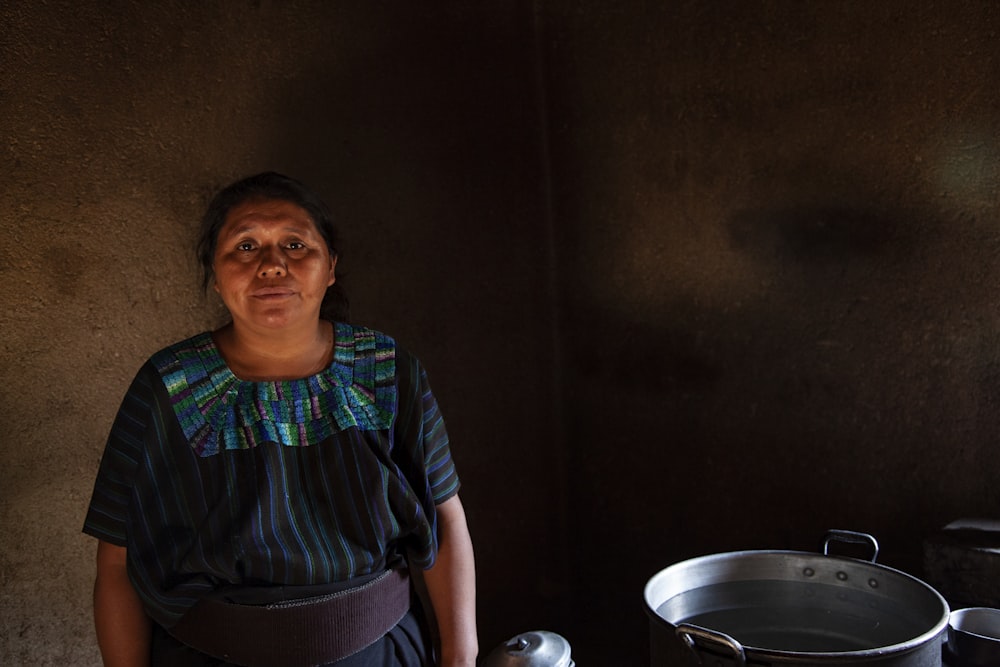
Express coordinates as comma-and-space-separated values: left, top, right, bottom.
151, 322, 397, 457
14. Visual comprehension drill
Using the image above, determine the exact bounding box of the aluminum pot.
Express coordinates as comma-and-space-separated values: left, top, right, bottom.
946, 607, 1000, 666
643, 531, 949, 667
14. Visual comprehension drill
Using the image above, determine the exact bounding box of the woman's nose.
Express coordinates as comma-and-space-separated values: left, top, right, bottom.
257, 247, 286, 277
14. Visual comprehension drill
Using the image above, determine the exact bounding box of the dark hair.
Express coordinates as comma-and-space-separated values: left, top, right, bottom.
197, 172, 349, 322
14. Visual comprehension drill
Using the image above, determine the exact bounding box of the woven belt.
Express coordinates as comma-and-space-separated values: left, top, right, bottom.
169, 569, 411, 667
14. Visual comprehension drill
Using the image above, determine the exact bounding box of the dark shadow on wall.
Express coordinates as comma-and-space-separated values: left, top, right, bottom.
548, 134, 1000, 658
728, 204, 909, 265
242, 3, 570, 656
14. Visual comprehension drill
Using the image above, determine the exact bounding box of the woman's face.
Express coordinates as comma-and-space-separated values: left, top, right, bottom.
212, 197, 337, 332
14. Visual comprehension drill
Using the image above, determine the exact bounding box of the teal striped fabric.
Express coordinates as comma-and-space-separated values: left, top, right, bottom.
83, 323, 459, 628
151, 323, 397, 456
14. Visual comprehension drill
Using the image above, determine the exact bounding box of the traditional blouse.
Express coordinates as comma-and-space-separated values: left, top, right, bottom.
83, 322, 460, 629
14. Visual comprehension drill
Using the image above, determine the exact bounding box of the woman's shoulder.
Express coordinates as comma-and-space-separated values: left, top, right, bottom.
329, 321, 398, 379
332, 321, 410, 362
331, 321, 394, 346
330, 321, 435, 395
340, 321, 430, 354
147, 331, 218, 374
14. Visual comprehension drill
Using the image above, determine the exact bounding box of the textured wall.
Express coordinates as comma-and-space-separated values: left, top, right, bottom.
3, 1, 1000, 666
540, 1, 1000, 663
1, 1, 558, 664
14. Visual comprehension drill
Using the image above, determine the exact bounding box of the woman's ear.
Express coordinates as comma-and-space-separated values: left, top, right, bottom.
327, 255, 338, 286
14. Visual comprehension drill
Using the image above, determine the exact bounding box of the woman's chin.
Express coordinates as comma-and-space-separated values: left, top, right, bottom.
237, 308, 319, 332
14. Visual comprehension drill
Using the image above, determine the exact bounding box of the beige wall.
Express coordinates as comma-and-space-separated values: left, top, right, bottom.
3, 1, 1000, 665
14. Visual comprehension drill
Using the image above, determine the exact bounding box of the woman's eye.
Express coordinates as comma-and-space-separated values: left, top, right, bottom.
237, 242, 255, 251
287, 241, 306, 250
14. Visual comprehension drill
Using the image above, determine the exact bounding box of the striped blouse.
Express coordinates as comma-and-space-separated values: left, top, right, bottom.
83, 322, 460, 628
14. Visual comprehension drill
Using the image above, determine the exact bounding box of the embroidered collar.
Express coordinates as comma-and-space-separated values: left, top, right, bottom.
151, 322, 397, 457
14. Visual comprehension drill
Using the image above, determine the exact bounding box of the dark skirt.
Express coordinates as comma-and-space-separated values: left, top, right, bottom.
150, 609, 431, 667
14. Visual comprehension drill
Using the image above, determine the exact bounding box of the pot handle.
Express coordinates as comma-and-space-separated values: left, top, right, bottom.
676, 623, 747, 667
822, 529, 880, 563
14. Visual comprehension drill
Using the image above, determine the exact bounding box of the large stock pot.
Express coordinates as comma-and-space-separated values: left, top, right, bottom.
643, 531, 949, 667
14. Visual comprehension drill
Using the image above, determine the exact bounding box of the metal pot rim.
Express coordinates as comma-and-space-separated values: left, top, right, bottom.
643, 548, 950, 660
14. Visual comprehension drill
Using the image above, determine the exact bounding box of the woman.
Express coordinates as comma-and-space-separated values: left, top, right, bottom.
83, 172, 477, 667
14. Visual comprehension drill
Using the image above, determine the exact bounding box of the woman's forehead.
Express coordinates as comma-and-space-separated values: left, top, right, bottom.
221, 198, 317, 233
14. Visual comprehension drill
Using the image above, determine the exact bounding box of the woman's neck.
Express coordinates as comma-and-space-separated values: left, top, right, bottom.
213, 320, 334, 381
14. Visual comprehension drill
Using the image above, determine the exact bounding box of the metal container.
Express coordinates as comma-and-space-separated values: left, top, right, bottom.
481, 630, 575, 667
946, 607, 1000, 666
643, 531, 950, 667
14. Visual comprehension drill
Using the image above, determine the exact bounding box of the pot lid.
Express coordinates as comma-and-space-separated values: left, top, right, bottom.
482, 631, 574, 667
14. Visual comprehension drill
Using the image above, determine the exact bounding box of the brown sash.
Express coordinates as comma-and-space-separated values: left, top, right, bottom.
169, 569, 411, 667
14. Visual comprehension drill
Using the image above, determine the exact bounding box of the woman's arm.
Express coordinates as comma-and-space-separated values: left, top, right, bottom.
94, 540, 151, 667
422, 494, 478, 667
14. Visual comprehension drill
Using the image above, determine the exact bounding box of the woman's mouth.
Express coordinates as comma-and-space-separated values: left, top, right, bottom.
252, 287, 295, 299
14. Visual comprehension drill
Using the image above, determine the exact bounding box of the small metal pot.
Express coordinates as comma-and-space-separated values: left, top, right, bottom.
946, 607, 1000, 666
481, 630, 575, 667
